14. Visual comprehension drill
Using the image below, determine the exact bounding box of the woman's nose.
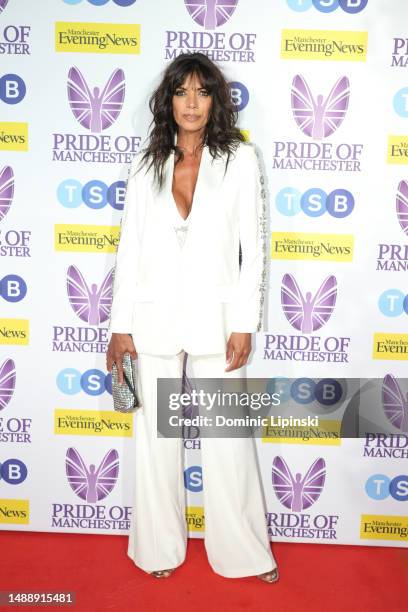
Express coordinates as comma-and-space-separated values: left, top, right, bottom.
186, 92, 198, 108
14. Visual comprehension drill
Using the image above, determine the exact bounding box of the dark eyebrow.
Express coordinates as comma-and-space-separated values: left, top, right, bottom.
175, 86, 208, 91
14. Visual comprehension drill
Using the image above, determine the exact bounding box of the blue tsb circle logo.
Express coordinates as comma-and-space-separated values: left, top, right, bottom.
229, 81, 249, 112
63, 0, 136, 6
63, 0, 136, 5
393, 87, 408, 118
365, 474, 408, 501
0, 275, 27, 302
0, 459, 28, 485
378, 290, 408, 317
184, 466, 203, 492
287, 0, 367, 13
0, 74, 26, 104
57, 368, 112, 396
57, 179, 126, 210
276, 187, 354, 218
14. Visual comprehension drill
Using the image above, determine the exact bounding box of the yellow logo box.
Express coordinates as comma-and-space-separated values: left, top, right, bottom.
186, 506, 205, 532
271, 232, 354, 262
373, 333, 408, 360
0, 122, 28, 152
0, 319, 29, 345
54, 224, 120, 253
262, 420, 341, 445
387, 135, 408, 164
281, 29, 368, 62
54, 409, 133, 437
360, 514, 408, 541
55, 22, 140, 55
0, 499, 29, 524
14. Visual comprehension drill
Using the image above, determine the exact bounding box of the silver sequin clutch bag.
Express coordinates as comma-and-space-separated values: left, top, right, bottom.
111, 353, 141, 413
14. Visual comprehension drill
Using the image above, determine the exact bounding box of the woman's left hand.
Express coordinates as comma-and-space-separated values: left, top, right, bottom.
225, 332, 252, 371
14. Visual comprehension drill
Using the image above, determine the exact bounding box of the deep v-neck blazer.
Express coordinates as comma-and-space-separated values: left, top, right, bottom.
109, 141, 267, 355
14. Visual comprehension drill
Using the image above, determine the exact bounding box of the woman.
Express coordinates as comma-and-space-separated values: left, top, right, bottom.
107, 52, 278, 583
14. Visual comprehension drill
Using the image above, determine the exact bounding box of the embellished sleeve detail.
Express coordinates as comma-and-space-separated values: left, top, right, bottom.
253, 145, 268, 332
229, 142, 269, 334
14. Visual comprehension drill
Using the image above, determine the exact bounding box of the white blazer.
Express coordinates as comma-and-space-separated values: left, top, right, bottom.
108, 141, 267, 355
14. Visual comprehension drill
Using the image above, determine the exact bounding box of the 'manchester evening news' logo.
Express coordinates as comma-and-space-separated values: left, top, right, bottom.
281, 29, 368, 62
267, 455, 339, 540
52, 266, 113, 353
382, 374, 408, 433
52, 67, 140, 164
263, 274, 350, 363
272, 74, 363, 173
270, 232, 354, 263
376, 181, 408, 272
51, 447, 131, 530
55, 21, 140, 55
0, 122, 28, 152
165, 0, 256, 63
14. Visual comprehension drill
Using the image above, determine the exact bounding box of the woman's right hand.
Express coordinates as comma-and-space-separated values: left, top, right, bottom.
106, 333, 137, 384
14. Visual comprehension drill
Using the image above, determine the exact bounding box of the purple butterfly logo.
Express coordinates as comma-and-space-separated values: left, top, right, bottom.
382, 374, 408, 433
281, 274, 337, 334
0, 0, 9, 14
67, 67, 125, 133
291, 74, 350, 140
66, 447, 119, 503
67, 265, 114, 326
396, 180, 408, 236
184, 0, 238, 29
0, 166, 14, 222
0, 358, 16, 411
272, 456, 326, 512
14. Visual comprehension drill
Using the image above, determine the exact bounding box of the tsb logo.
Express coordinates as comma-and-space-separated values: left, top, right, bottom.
287, 0, 367, 13
229, 81, 249, 112
378, 290, 408, 317
365, 474, 408, 501
267, 378, 343, 407
184, 466, 203, 492
57, 368, 112, 395
0, 274, 27, 302
393, 87, 408, 118
57, 179, 126, 210
276, 187, 354, 217
0, 74, 26, 104
63, 0, 136, 4
0, 458, 27, 484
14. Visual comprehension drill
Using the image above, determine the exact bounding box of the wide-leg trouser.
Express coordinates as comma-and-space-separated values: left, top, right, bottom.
127, 350, 277, 578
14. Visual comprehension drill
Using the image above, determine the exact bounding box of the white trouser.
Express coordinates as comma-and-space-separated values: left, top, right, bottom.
127, 350, 278, 578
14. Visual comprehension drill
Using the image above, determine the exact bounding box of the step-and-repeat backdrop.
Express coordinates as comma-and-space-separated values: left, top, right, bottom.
1, 0, 407, 547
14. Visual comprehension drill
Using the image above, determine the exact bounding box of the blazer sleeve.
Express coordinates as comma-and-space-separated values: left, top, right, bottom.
108, 155, 142, 334
229, 143, 268, 333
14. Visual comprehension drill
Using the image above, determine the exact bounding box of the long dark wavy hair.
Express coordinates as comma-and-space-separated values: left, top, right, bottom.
139, 52, 245, 188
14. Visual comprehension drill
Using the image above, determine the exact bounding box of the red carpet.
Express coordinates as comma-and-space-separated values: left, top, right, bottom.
0, 531, 406, 611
